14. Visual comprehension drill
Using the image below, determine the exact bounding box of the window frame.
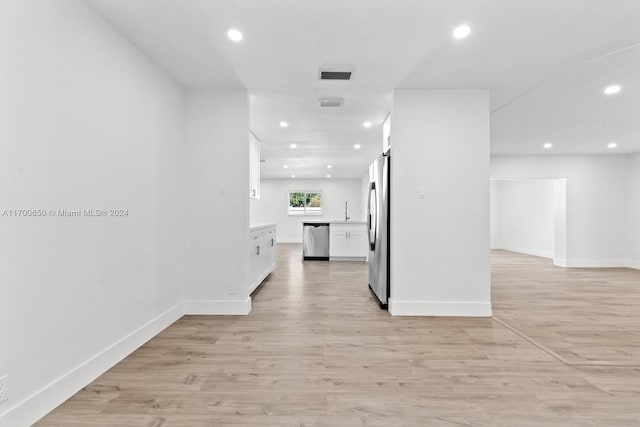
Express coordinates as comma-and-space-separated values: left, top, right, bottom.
287, 190, 323, 216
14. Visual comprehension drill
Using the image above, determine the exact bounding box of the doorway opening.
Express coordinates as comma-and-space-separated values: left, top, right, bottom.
490, 178, 567, 265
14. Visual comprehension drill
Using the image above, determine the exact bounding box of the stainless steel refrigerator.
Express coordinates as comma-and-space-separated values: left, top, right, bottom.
367, 150, 390, 308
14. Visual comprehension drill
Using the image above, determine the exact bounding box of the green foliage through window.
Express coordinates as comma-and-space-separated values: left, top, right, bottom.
288, 191, 322, 215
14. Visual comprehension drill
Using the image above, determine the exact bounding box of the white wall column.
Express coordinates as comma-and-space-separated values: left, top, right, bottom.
389, 90, 491, 316
184, 90, 251, 314
629, 154, 640, 269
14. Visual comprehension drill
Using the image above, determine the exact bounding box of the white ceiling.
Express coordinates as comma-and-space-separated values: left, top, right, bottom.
88, 0, 640, 177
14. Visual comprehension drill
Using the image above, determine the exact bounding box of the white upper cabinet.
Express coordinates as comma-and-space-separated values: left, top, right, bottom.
249, 132, 260, 199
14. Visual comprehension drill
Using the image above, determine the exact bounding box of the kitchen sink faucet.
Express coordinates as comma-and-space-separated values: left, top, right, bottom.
345, 201, 350, 222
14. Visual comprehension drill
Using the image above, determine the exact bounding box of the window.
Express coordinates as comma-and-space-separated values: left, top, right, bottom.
288, 191, 322, 216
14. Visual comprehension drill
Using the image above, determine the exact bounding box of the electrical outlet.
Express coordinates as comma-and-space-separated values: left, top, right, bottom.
0, 374, 8, 403
228, 282, 236, 295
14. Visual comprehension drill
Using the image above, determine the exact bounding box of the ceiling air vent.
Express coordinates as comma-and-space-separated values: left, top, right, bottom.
320, 71, 352, 80
319, 97, 344, 108
319, 66, 355, 81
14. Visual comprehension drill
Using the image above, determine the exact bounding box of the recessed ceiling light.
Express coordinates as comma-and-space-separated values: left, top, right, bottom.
453, 25, 471, 40
290, 143, 297, 149
543, 142, 553, 149
283, 165, 288, 169
354, 144, 361, 149
291, 174, 296, 178
326, 174, 331, 178
604, 85, 621, 95
327, 165, 332, 169
279, 121, 289, 128
608, 142, 618, 149
227, 28, 243, 42
363, 121, 373, 128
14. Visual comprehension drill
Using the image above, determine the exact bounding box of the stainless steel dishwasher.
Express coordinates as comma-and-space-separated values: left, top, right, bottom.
302, 222, 330, 260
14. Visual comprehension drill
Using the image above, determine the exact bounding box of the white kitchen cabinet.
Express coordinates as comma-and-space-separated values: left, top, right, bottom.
330, 222, 367, 261
330, 227, 349, 257
249, 132, 260, 199
249, 224, 276, 294
263, 228, 276, 274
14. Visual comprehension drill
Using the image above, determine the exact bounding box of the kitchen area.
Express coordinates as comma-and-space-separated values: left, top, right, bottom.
301, 203, 366, 261
249, 115, 392, 308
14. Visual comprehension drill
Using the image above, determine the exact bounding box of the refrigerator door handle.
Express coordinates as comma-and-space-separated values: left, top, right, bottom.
368, 182, 377, 251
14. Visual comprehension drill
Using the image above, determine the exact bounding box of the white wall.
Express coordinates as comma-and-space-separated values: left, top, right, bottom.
491, 155, 630, 266
629, 154, 640, 269
390, 90, 491, 316
361, 172, 370, 222
0, 1, 185, 424
553, 179, 568, 263
250, 179, 363, 243
490, 179, 556, 259
185, 90, 250, 308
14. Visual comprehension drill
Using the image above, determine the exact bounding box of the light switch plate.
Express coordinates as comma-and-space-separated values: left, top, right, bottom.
417, 186, 427, 199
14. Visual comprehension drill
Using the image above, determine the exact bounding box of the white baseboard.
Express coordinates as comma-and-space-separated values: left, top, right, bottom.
388, 299, 492, 317
0, 296, 255, 426
535, 257, 638, 269
329, 256, 366, 262
562, 259, 633, 268
493, 245, 553, 259
183, 298, 252, 315
553, 258, 567, 267
0, 302, 184, 427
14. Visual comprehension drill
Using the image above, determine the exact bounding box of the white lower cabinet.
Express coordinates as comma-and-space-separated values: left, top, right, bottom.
249, 224, 277, 294
330, 223, 367, 261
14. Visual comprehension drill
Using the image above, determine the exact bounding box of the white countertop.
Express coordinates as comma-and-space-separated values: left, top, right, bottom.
250, 223, 277, 232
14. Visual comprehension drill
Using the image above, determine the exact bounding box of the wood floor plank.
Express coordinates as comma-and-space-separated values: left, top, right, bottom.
36, 244, 640, 425
492, 250, 640, 364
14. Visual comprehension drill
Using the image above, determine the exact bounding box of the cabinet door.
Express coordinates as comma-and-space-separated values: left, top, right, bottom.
248, 239, 260, 292
270, 228, 277, 269
258, 234, 268, 281
347, 227, 368, 257
330, 229, 349, 257
265, 232, 276, 272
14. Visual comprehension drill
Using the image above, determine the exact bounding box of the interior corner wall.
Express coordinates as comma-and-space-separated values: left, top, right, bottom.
629, 154, 640, 269
0, 1, 185, 425
250, 178, 363, 243
490, 179, 556, 259
553, 178, 568, 265
390, 90, 491, 317
184, 90, 250, 310
490, 155, 629, 267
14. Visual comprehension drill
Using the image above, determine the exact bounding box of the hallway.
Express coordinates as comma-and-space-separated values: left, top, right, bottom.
38, 245, 640, 426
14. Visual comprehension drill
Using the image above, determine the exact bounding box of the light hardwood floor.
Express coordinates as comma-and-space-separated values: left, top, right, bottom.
37, 245, 640, 426
492, 250, 640, 365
